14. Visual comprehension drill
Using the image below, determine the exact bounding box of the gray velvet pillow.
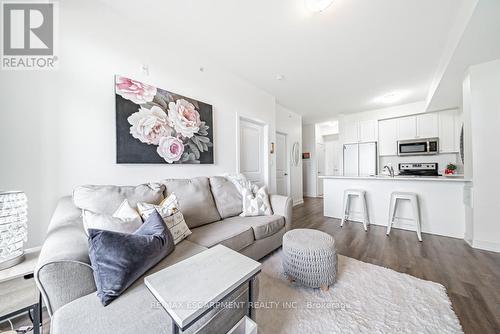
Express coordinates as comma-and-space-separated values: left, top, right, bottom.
88, 210, 174, 306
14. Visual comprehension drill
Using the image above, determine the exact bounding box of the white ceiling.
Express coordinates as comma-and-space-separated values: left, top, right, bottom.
100, 0, 470, 122
428, 0, 500, 111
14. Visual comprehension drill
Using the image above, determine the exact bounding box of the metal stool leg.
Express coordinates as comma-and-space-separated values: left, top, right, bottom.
341, 193, 350, 227
411, 197, 422, 242
387, 196, 397, 235
361, 193, 369, 231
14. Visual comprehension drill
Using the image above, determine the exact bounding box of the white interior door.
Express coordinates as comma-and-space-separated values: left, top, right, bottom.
275, 132, 288, 196
239, 119, 265, 186
317, 143, 325, 196
325, 138, 341, 175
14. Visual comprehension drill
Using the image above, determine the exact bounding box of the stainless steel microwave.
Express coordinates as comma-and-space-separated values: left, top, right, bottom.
397, 138, 439, 156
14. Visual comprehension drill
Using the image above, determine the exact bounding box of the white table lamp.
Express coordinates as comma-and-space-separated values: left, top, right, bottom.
0, 191, 28, 270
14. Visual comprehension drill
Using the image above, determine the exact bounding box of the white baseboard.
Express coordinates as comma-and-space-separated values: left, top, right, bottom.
293, 198, 304, 206
471, 239, 500, 253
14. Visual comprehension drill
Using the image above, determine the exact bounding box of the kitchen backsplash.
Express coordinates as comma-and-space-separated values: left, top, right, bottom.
379, 153, 462, 175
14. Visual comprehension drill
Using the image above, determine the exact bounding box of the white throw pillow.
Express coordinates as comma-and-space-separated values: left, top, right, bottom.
224, 173, 250, 193
225, 173, 262, 195
82, 199, 143, 236
240, 186, 273, 217
137, 193, 192, 245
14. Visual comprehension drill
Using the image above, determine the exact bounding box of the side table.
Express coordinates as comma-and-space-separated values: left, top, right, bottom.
145, 245, 262, 334
0, 248, 42, 334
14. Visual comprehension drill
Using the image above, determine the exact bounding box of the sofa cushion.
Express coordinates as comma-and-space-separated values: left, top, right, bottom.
209, 176, 242, 219
52, 240, 249, 334
73, 184, 164, 215
223, 215, 285, 240
162, 177, 221, 228
187, 221, 254, 251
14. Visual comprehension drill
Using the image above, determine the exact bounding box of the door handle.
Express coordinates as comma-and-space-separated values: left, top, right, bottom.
284, 173, 288, 176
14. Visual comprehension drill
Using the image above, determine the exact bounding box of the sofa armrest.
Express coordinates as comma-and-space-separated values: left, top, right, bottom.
270, 194, 293, 231
35, 196, 96, 317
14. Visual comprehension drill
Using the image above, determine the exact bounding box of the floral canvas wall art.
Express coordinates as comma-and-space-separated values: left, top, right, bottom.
115, 76, 214, 164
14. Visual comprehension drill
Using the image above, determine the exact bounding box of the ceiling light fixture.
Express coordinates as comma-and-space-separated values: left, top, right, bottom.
374, 91, 408, 104
305, 0, 334, 13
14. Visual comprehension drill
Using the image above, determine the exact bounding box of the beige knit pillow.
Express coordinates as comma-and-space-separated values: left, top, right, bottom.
137, 193, 191, 245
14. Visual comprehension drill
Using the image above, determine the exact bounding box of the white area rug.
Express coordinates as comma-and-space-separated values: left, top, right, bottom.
255, 250, 463, 334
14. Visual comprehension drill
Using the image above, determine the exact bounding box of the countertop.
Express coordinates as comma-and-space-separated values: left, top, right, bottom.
319, 175, 471, 182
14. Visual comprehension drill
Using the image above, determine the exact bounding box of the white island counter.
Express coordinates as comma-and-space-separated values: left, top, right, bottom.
320, 175, 471, 239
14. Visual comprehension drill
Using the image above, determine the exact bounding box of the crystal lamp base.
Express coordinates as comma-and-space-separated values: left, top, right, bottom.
0, 251, 25, 270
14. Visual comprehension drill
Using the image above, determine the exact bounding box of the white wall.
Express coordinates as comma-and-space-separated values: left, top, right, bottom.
276, 105, 303, 206
0, 0, 304, 247
464, 59, 500, 252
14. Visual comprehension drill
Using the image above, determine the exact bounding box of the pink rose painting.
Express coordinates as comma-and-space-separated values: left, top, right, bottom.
115, 76, 213, 164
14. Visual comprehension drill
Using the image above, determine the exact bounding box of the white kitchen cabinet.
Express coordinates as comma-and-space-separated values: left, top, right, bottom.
378, 118, 398, 156
397, 116, 417, 140
343, 122, 359, 144
359, 120, 377, 142
397, 113, 438, 140
342, 120, 377, 144
439, 109, 456, 152
438, 109, 461, 153
417, 113, 439, 138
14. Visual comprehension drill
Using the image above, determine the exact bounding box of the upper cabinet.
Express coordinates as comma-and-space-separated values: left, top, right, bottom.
397, 113, 438, 140
417, 113, 439, 138
397, 116, 417, 140
346, 110, 461, 157
378, 111, 458, 156
358, 120, 377, 142
342, 120, 377, 144
438, 109, 461, 153
343, 122, 359, 144
378, 118, 398, 156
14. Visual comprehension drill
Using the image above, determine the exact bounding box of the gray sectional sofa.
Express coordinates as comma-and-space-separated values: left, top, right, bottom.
35, 176, 293, 334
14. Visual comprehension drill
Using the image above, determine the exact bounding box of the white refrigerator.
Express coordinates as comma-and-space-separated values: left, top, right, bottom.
343, 142, 377, 176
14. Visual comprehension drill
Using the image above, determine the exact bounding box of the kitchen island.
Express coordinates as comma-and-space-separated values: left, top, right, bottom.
320, 175, 471, 239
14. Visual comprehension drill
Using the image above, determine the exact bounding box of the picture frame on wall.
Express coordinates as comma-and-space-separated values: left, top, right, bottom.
115, 75, 214, 164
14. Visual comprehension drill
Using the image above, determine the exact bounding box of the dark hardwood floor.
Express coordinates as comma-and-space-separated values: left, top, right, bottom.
2, 197, 499, 334
296, 197, 500, 334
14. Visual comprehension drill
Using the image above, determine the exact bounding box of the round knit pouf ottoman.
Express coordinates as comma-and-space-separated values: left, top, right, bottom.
282, 228, 338, 291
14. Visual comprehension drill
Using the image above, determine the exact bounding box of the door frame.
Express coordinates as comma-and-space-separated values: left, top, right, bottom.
236, 115, 270, 188
276, 131, 290, 197
316, 142, 325, 197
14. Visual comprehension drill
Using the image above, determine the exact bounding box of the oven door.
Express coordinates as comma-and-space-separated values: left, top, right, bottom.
398, 140, 428, 156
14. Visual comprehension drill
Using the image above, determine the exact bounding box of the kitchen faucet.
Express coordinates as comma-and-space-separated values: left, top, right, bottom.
383, 164, 395, 177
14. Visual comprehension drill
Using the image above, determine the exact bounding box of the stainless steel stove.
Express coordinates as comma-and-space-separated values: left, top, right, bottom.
398, 163, 440, 176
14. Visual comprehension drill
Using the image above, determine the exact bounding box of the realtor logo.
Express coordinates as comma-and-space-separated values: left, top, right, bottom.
2, 2, 58, 70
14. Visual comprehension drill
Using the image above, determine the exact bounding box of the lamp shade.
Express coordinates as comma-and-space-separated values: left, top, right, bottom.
0, 191, 28, 270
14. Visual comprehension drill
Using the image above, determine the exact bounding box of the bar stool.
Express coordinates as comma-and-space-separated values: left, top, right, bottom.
386, 192, 422, 241
341, 189, 369, 231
